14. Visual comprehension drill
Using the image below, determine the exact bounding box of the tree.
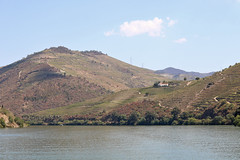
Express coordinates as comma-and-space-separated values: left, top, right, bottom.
145, 111, 156, 124
180, 112, 190, 120
0, 118, 6, 128
234, 107, 240, 117
127, 112, 139, 125
9, 116, 14, 123
226, 114, 235, 123
110, 112, 120, 124
186, 117, 202, 125
159, 117, 170, 125
153, 81, 160, 88
202, 116, 212, 125
171, 120, 179, 125
138, 117, 146, 125
184, 77, 187, 81
195, 77, 200, 80
233, 115, 240, 127
212, 116, 223, 125
171, 107, 181, 120
14, 117, 24, 127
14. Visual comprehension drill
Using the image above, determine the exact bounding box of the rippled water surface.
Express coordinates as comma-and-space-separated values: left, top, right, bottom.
0, 126, 240, 160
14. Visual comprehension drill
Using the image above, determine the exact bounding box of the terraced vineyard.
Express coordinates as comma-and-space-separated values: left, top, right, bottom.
29, 63, 240, 126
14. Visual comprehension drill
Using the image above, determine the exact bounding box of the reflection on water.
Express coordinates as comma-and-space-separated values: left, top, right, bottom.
0, 126, 240, 160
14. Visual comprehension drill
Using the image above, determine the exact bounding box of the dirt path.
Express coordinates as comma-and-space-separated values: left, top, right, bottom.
214, 96, 218, 102
187, 75, 226, 108
186, 81, 192, 86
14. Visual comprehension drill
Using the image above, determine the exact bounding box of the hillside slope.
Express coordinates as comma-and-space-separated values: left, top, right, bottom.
30, 47, 165, 91
0, 107, 26, 128
32, 63, 240, 125
0, 46, 165, 115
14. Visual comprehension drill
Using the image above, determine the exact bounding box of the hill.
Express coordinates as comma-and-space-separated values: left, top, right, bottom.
0, 107, 26, 128
0, 46, 165, 115
30, 63, 240, 126
155, 67, 214, 80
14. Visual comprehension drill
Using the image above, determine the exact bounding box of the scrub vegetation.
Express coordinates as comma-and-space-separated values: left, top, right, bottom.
0, 107, 26, 128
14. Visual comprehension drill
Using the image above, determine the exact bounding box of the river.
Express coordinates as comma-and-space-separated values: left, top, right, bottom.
0, 126, 240, 160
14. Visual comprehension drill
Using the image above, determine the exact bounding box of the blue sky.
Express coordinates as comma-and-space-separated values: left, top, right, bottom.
0, 0, 240, 72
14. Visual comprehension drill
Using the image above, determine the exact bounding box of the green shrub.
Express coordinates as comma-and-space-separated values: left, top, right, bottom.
233, 115, 240, 127
152, 119, 160, 125
221, 118, 228, 125
8, 116, 14, 123
212, 116, 223, 125
153, 81, 160, 88
180, 112, 190, 120
186, 118, 202, 125
202, 117, 212, 125
171, 107, 180, 120
159, 117, 170, 125
177, 118, 184, 125
0, 118, 6, 128
127, 112, 139, 125
171, 120, 179, 125
195, 77, 200, 80
109, 112, 127, 124
226, 114, 235, 123
119, 120, 127, 125
145, 111, 156, 124
234, 107, 240, 117
92, 120, 105, 125
14, 117, 24, 128
138, 117, 146, 125
76, 120, 85, 125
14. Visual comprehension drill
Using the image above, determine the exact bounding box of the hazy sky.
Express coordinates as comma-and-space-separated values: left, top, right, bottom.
0, 0, 240, 72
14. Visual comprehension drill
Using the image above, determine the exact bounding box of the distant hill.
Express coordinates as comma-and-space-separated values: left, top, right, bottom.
0, 46, 165, 115
155, 67, 214, 80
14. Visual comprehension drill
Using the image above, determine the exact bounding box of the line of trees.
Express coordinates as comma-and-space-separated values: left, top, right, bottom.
23, 106, 240, 127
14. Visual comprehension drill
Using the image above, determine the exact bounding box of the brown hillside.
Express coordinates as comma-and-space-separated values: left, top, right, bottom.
27, 46, 165, 91
0, 59, 108, 115
0, 46, 165, 115
34, 63, 240, 125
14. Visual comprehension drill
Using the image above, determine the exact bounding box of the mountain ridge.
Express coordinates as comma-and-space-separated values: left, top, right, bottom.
155, 67, 214, 80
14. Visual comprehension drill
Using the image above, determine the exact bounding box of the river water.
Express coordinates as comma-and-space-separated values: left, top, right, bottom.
0, 126, 240, 160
